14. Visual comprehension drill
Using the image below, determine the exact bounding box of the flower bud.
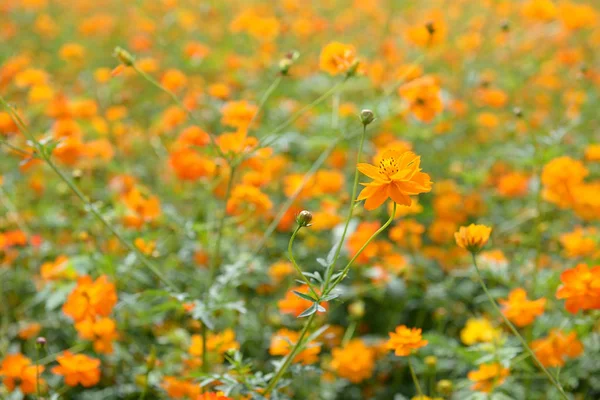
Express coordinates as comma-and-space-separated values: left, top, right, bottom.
36, 336, 47, 348
501, 21, 510, 32
296, 210, 313, 227
279, 51, 299, 75
360, 109, 375, 126
114, 47, 135, 67
424, 355, 437, 368
348, 300, 365, 319
437, 379, 453, 396
513, 107, 523, 118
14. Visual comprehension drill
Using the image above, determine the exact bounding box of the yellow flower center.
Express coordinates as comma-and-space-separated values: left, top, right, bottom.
379, 157, 399, 177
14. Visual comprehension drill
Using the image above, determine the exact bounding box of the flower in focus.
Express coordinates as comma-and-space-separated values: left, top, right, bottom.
319, 42, 357, 76
357, 150, 432, 210
556, 263, 600, 313
330, 339, 376, 383
454, 224, 492, 253
386, 325, 428, 356
52, 352, 101, 387
531, 330, 583, 367
468, 363, 509, 393
499, 288, 546, 327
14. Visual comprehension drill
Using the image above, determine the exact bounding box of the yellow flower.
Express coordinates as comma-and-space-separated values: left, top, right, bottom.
460, 318, 501, 346
454, 224, 492, 253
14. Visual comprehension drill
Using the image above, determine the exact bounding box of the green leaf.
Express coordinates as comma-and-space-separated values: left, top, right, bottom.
297, 303, 318, 318
292, 290, 317, 302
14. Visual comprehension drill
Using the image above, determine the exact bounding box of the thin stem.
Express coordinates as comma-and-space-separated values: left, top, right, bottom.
249, 80, 346, 159
0, 138, 34, 157
0, 97, 177, 292
201, 323, 208, 374
207, 164, 237, 285
408, 358, 424, 398
264, 312, 317, 395
251, 139, 339, 255
325, 203, 397, 296
288, 226, 319, 297
471, 254, 569, 400
341, 320, 357, 347
322, 124, 368, 291
35, 345, 42, 399
132, 65, 226, 159
246, 75, 283, 133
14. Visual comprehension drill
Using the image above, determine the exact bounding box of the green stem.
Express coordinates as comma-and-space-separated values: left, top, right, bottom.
264, 312, 317, 395
408, 358, 424, 398
207, 165, 237, 285
246, 75, 282, 133
324, 203, 397, 296
288, 226, 319, 297
471, 254, 569, 400
322, 124, 368, 291
0, 97, 177, 292
251, 139, 339, 255
201, 323, 208, 374
341, 320, 357, 347
252, 80, 346, 157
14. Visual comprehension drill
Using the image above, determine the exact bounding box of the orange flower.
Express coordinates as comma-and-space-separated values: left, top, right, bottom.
268, 261, 294, 284
196, 392, 233, 400
62, 275, 118, 322
122, 188, 162, 228
497, 172, 530, 198
347, 221, 384, 264
531, 330, 583, 367
559, 227, 597, 258
398, 76, 443, 122
521, 0, 557, 21
357, 150, 432, 210
226, 184, 272, 216
454, 224, 492, 253
221, 100, 257, 130
405, 10, 447, 47
189, 329, 240, 359
269, 328, 321, 365
468, 363, 509, 393
75, 317, 119, 354
499, 288, 546, 327
386, 325, 428, 356
541, 156, 588, 208
160, 69, 187, 92
40, 255, 76, 281
319, 42, 357, 76
18, 322, 42, 339
52, 351, 101, 387
556, 263, 600, 313
162, 376, 201, 399
0, 353, 45, 394
330, 339, 376, 383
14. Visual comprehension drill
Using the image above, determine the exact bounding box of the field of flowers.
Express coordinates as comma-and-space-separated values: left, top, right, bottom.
1, 0, 599, 399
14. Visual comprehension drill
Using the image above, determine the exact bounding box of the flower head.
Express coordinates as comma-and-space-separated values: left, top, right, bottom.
319, 42, 357, 76
386, 325, 428, 356
357, 150, 432, 210
468, 363, 509, 393
531, 330, 583, 367
330, 339, 376, 383
51, 351, 101, 387
0, 353, 45, 394
454, 224, 492, 253
556, 263, 600, 313
500, 288, 546, 327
